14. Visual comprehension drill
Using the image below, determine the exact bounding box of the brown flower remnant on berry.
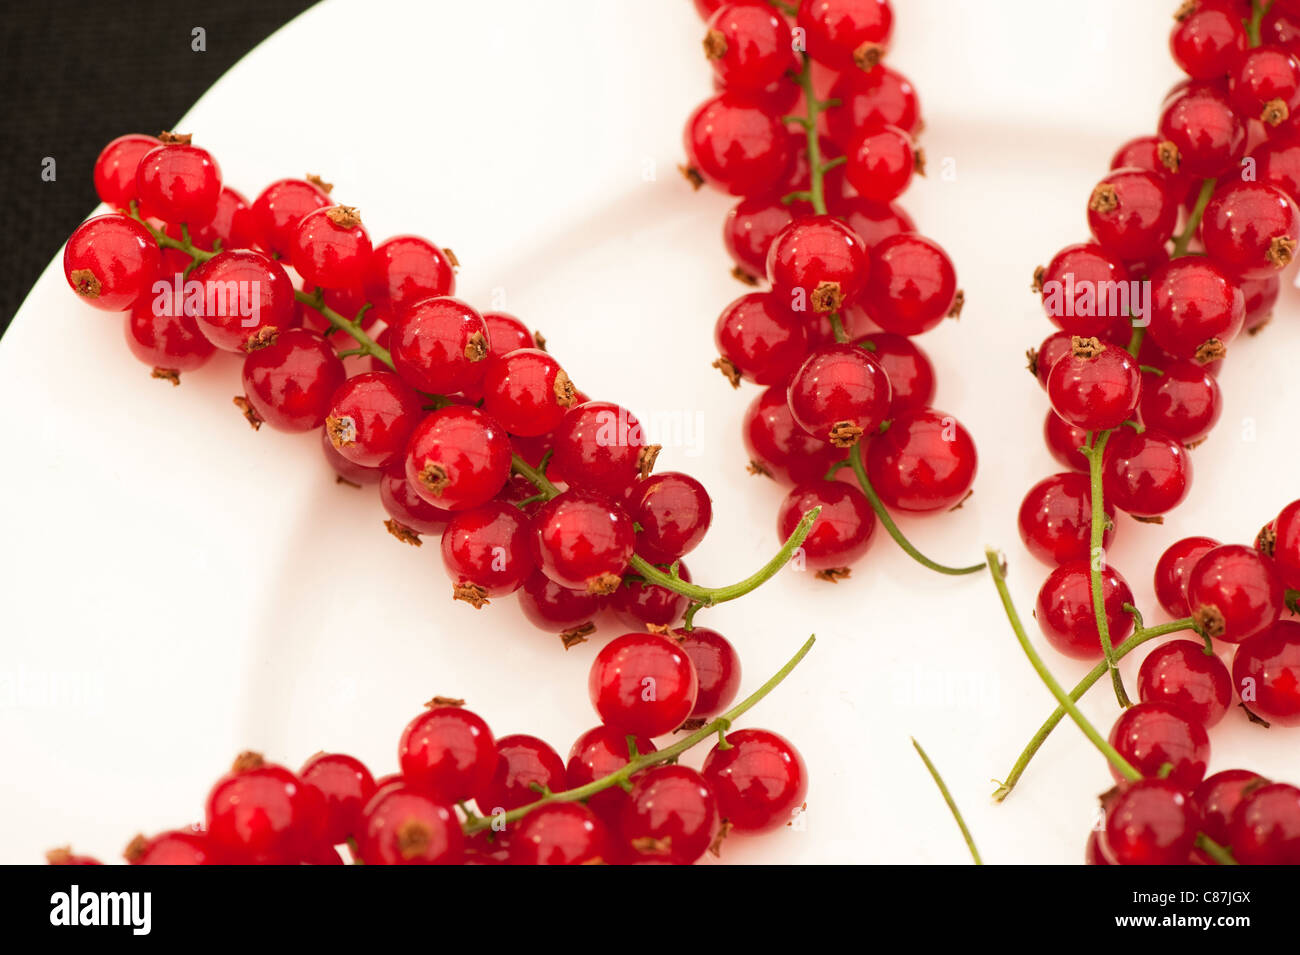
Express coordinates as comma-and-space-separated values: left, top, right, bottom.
396, 820, 431, 860
709, 819, 734, 857
123, 835, 148, 863
713, 357, 741, 388
1132, 514, 1165, 525
1025, 347, 1040, 378
158, 130, 192, 145
587, 572, 622, 596
464, 330, 488, 362
1239, 702, 1272, 727
747, 459, 773, 478
444, 247, 460, 269
231, 751, 265, 773
1267, 235, 1297, 269
1031, 265, 1045, 293
326, 205, 361, 229
731, 265, 759, 286
244, 326, 278, 351
1173, 0, 1198, 22
533, 330, 548, 351
1071, 335, 1103, 359
560, 623, 594, 649
853, 41, 884, 71
70, 268, 101, 299
1193, 604, 1225, 639
815, 567, 851, 583
630, 836, 672, 855
336, 475, 361, 489
1088, 183, 1119, 215
645, 623, 674, 635
703, 29, 727, 60
914, 147, 927, 177
326, 414, 356, 448
638, 444, 662, 478
45, 847, 75, 865
828, 420, 864, 447
1257, 524, 1277, 557
1262, 98, 1290, 126
679, 165, 705, 190
152, 367, 181, 386
1194, 338, 1226, 364
453, 582, 489, 608
676, 717, 708, 734
425, 696, 466, 708
947, 289, 965, 318
810, 281, 843, 312
385, 519, 422, 546
232, 396, 263, 431
306, 173, 334, 194
418, 462, 449, 496
1156, 141, 1181, 173
948, 489, 974, 512
554, 369, 576, 406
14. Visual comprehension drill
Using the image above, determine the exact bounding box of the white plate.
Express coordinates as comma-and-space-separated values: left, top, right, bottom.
3, 0, 1298, 864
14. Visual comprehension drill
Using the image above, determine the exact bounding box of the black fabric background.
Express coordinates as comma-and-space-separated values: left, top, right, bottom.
0, 0, 318, 336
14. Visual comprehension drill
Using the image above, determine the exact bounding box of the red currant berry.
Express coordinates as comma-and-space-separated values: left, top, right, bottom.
390, 297, 490, 395
509, 802, 608, 865
125, 287, 215, 380
399, 705, 497, 804
1258, 128, 1300, 205
703, 3, 794, 90
1018, 472, 1116, 566
481, 348, 575, 436
364, 234, 456, 314
125, 829, 213, 865
1148, 257, 1244, 362
358, 784, 463, 864
1084, 831, 1112, 866
1232, 620, 1300, 725
134, 141, 222, 226
299, 752, 377, 847
1138, 359, 1221, 443
1045, 337, 1141, 432
854, 333, 934, 414
290, 205, 372, 290
1231, 43, 1300, 125
1104, 778, 1198, 866
777, 481, 876, 571
550, 402, 650, 499
714, 292, 810, 386
1228, 781, 1300, 864
1154, 535, 1220, 617
1139, 639, 1232, 727
787, 344, 891, 446
683, 92, 792, 195
200, 186, 258, 251
93, 134, 160, 209
188, 249, 296, 352
403, 405, 511, 510
675, 627, 742, 718
620, 765, 720, 864
1100, 428, 1193, 519
1110, 134, 1192, 187
320, 427, 382, 485
1170, 1, 1247, 78
1200, 181, 1300, 279
240, 328, 346, 432
702, 728, 806, 833
589, 632, 699, 737
766, 215, 868, 313
440, 501, 533, 602
1086, 169, 1177, 261
1241, 273, 1281, 331
1043, 410, 1090, 472
1108, 701, 1211, 791
63, 214, 159, 312
518, 569, 603, 632
205, 753, 309, 864
723, 196, 799, 281
844, 124, 915, 202
1035, 244, 1132, 338
531, 489, 635, 594
797, 0, 894, 71
566, 725, 656, 821
628, 471, 713, 563
326, 371, 422, 468
826, 64, 920, 146
1034, 560, 1135, 660
863, 407, 977, 512
1157, 84, 1246, 178
479, 734, 566, 811
832, 197, 915, 250
1030, 331, 1075, 389
481, 311, 533, 352
862, 233, 959, 335
1187, 543, 1285, 643
380, 458, 454, 538
1272, 498, 1300, 588
1192, 769, 1269, 844
250, 177, 331, 258
743, 385, 843, 485
611, 562, 691, 629
1263, 3, 1300, 53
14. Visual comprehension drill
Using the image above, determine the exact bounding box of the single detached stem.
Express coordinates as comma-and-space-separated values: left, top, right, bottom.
1172, 178, 1217, 257
993, 616, 1196, 801
912, 738, 983, 865
847, 451, 984, 575
1081, 430, 1130, 708
463, 634, 817, 835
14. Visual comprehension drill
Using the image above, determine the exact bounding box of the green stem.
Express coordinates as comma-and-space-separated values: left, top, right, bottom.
1172, 178, 1217, 257
992, 616, 1196, 801
463, 634, 816, 835
912, 738, 982, 864
847, 451, 984, 575
789, 57, 833, 217
509, 453, 561, 499
1081, 430, 1130, 708
1245, 0, 1273, 47
128, 201, 216, 264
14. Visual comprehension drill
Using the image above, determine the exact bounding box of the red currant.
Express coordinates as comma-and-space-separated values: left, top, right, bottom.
862, 233, 959, 335
832, 196, 915, 248
702, 728, 806, 832
1035, 244, 1132, 339
390, 297, 490, 395
1272, 498, 1300, 588
1043, 410, 1090, 472
380, 457, 454, 538
364, 234, 456, 315
299, 752, 377, 847
134, 141, 222, 226
1228, 781, 1300, 864
250, 177, 331, 258
1086, 169, 1178, 261
1231, 620, 1300, 725
1100, 428, 1193, 519
628, 471, 713, 563
566, 725, 656, 821
290, 205, 372, 290
188, 249, 296, 352
93, 134, 160, 209
125, 287, 216, 381
1046, 337, 1141, 432
777, 481, 876, 571
611, 563, 691, 630
478, 734, 566, 811
683, 92, 792, 195
675, 627, 742, 718
240, 328, 346, 432
481, 348, 575, 436
204, 753, 309, 864
1154, 535, 1220, 617
742, 385, 842, 485
1200, 181, 1300, 278
826, 64, 920, 145
126, 829, 213, 865
863, 407, 977, 512
1104, 778, 1198, 866
1186, 543, 1285, 643
358, 784, 463, 864
619, 765, 719, 864
714, 292, 810, 386
723, 196, 799, 281
509, 802, 608, 865
1147, 256, 1245, 363
63, 214, 159, 312
589, 632, 699, 737
531, 489, 635, 593
844, 124, 915, 202
399, 704, 497, 804
320, 427, 382, 485
855, 333, 934, 413
1170, 1, 1247, 79
1034, 560, 1135, 660
326, 371, 423, 468
766, 215, 868, 313
440, 501, 533, 601
1138, 359, 1221, 443
797, 0, 894, 71
1231, 43, 1300, 125
1108, 701, 1211, 792
788, 343, 892, 447
550, 401, 650, 499
1138, 639, 1232, 727
518, 569, 603, 632
1018, 472, 1116, 566
1157, 84, 1246, 178
1192, 769, 1269, 844
404, 405, 512, 510
703, 3, 795, 90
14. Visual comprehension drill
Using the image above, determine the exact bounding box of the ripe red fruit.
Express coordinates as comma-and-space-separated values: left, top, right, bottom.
714, 292, 810, 386
188, 249, 296, 352
440, 501, 534, 601
134, 141, 222, 226
766, 215, 869, 313
93, 134, 161, 209
1030, 331, 1075, 390
509, 802, 608, 865
1045, 338, 1141, 432
398, 705, 497, 804
240, 328, 346, 432
531, 489, 635, 593
1043, 411, 1090, 472
518, 569, 603, 632
1192, 769, 1270, 844
1104, 778, 1198, 866
620, 765, 720, 864
1018, 472, 1116, 566
63, 214, 160, 312
832, 196, 916, 247
379, 457, 454, 538
628, 471, 713, 563
862, 233, 959, 335
826, 64, 921, 145
683, 92, 792, 195
364, 234, 457, 313
481, 348, 575, 436
1100, 428, 1193, 519
125, 830, 213, 865
1170, 1, 1247, 79
855, 333, 934, 413
1228, 782, 1300, 864
787, 344, 892, 446
205, 754, 310, 864
250, 177, 331, 258
1230, 43, 1300, 125
742, 385, 843, 485
1138, 639, 1233, 728
777, 482, 876, 571
1231, 620, 1300, 726
326, 371, 423, 469
722, 196, 799, 281
703, 3, 794, 91
299, 752, 377, 847
404, 406, 512, 510
566, 725, 656, 821
479, 734, 566, 811
550, 401, 650, 499
702, 728, 807, 832
863, 407, 977, 512
1149, 255, 1245, 364
1157, 84, 1246, 178
1107, 701, 1211, 792
1153, 536, 1220, 618
1034, 560, 1135, 660
797, 0, 894, 71
1138, 359, 1221, 443
1186, 544, 1285, 643
290, 205, 373, 290
589, 632, 699, 737
1200, 181, 1300, 279
125, 289, 215, 380
358, 784, 463, 864
390, 297, 490, 395
676, 627, 742, 718
1035, 243, 1131, 339
845, 124, 916, 202
1272, 498, 1300, 588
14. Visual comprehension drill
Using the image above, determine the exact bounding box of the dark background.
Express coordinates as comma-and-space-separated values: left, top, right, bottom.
0, 0, 318, 337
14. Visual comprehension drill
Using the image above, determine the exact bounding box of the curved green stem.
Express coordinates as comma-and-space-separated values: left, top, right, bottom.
912, 738, 982, 864
1172, 178, 1217, 257
847, 451, 984, 575
510, 453, 561, 499
128, 202, 217, 264
1081, 431, 1130, 708
463, 634, 816, 835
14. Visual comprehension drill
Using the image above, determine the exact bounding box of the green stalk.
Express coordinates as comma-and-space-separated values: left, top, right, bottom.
912, 738, 982, 864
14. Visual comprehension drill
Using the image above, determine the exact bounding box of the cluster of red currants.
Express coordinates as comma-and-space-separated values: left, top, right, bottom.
63, 129, 824, 654
46, 633, 812, 865
686, 0, 978, 579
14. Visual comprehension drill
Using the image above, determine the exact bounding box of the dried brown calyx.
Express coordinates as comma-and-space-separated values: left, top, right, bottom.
453, 582, 489, 608
914, 147, 927, 177
554, 369, 577, 406
384, 519, 422, 546
676, 717, 709, 733
326, 205, 362, 229
713, 357, 741, 389
1025, 347, 1040, 378
70, 268, 101, 299
1031, 265, 1045, 293
1267, 235, 1297, 269
747, 459, 773, 478
560, 622, 596, 649
1071, 335, 1103, 359
1257, 524, 1277, 557
396, 820, 432, 860
703, 29, 727, 60
1173, 0, 1198, 23
828, 421, 864, 447
464, 330, 488, 362
424, 696, 466, 708
731, 266, 759, 286
418, 462, 449, 497
1193, 604, 1225, 639
158, 130, 193, 145
123, 835, 149, 863
326, 414, 356, 447
815, 567, 851, 583
1088, 182, 1119, 214
1262, 98, 1290, 126
244, 326, 278, 351
306, 173, 334, 193
1156, 140, 1181, 173
947, 289, 965, 318
231, 751, 265, 773
853, 41, 884, 71
1132, 514, 1165, 525
444, 247, 460, 269
810, 281, 843, 312
709, 819, 734, 857
1194, 338, 1226, 364
151, 367, 181, 386
232, 396, 263, 431
630, 835, 672, 856
534, 330, 548, 351
679, 165, 705, 190
638, 444, 662, 478
587, 572, 622, 596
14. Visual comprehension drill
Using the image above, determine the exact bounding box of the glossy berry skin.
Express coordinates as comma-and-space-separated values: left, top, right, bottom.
589, 632, 698, 738
798, 0, 893, 71
1101, 429, 1193, 519
1186, 544, 1285, 643
743, 386, 842, 485
1274, 499, 1300, 589
611, 562, 690, 629
1148, 257, 1244, 362
518, 569, 602, 632
1043, 411, 1090, 472
364, 234, 456, 313
320, 428, 382, 485
863, 233, 958, 335
63, 214, 159, 312
864, 407, 977, 512
1031, 331, 1075, 390
196, 186, 258, 251
1139, 360, 1221, 443
440, 501, 533, 598
1241, 274, 1281, 331
1139, 639, 1232, 728
531, 489, 635, 593
134, 143, 222, 226
1104, 779, 1198, 866
676, 627, 742, 718
1170, 2, 1247, 79
479, 735, 567, 812
125, 290, 215, 377
1228, 782, 1300, 864
777, 482, 876, 570
290, 205, 373, 289
550, 402, 649, 499
205, 758, 309, 864
481, 311, 534, 352
250, 178, 331, 258
704, 3, 793, 90
93, 134, 160, 209
1018, 472, 1116, 566
379, 458, 453, 536
1108, 702, 1211, 792
620, 765, 719, 865
788, 344, 891, 446
326, 371, 422, 469
358, 784, 463, 865
127, 829, 213, 865
188, 250, 296, 352
826, 65, 921, 147
1231, 44, 1300, 124
766, 215, 868, 313
702, 728, 806, 833
1034, 560, 1135, 660
629, 471, 713, 563
1192, 769, 1269, 844
1046, 339, 1141, 432
722, 197, 798, 280
845, 125, 915, 202
404, 405, 511, 511
390, 297, 490, 395
1086, 169, 1177, 261
1036, 243, 1131, 338
1200, 181, 1300, 279
1232, 620, 1300, 726
856, 333, 934, 414
834, 197, 915, 250
399, 706, 497, 804
481, 348, 574, 436
566, 726, 656, 821
1157, 84, 1246, 178
299, 752, 377, 847
1153, 536, 1220, 618
683, 92, 791, 195
509, 802, 608, 865
240, 329, 345, 432
714, 292, 809, 386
